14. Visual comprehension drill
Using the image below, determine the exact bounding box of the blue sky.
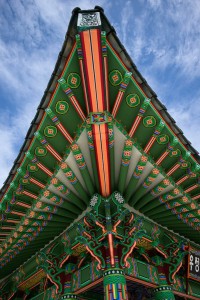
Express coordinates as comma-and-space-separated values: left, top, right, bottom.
0, 0, 200, 188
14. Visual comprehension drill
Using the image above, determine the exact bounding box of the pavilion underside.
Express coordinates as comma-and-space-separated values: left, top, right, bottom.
0, 6, 200, 300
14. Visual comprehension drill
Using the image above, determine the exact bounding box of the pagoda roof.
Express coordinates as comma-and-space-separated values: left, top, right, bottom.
0, 6, 200, 279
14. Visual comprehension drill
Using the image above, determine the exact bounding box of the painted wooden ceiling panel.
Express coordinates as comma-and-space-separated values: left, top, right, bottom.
0, 9, 199, 278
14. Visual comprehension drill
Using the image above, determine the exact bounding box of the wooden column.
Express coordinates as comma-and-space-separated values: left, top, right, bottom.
103, 269, 128, 300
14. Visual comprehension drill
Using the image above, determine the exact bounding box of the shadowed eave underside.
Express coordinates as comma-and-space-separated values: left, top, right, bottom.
0, 6, 199, 278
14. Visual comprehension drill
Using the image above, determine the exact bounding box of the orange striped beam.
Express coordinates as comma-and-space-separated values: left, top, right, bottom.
112, 72, 132, 117
176, 175, 189, 185
156, 150, 170, 165
129, 115, 142, 138
70, 94, 86, 120
166, 163, 180, 176
17, 168, 46, 189
156, 137, 178, 165
108, 233, 115, 267
80, 29, 106, 112
144, 136, 156, 154
92, 123, 111, 196
56, 123, 73, 144
10, 211, 26, 217
129, 98, 150, 138
46, 144, 62, 161
34, 132, 62, 161
15, 201, 31, 209
79, 29, 111, 196
7, 219, 20, 224
7, 293, 15, 300
1, 226, 15, 230
192, 194, 200, 200
76, 34, 90, 114
22, 190, 38, 200
144, 120, 165, 153
184, 184, 199, 193
171, 155, 192, 182
29, 177, 45, 189
113, 220, 122, 233
18, 173, 46, 192
112, 87, 124, 117
57, 80, 86, 121
36, 162, 53, 176
101, 31, 109, 111
25, 152, 53, 176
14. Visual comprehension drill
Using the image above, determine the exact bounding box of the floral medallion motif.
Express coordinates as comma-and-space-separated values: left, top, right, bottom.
44, 126, 57, 138
27, 164, 38, 172
126, 94, 140, 108
109, 70, 123, 86
180, 161, 191, 169
35, 146, 47, 157
67, 73, 81, 88
20, 178, 30, 185
169, 148, 181, 158
56, 101, 69, 114
143, 116, 157, 128
157, 134, 169, 145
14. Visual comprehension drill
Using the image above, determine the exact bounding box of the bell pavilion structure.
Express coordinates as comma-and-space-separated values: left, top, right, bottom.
0, 6, 200, 300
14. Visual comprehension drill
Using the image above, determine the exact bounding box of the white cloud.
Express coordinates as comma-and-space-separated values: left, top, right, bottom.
0, 124, 19, 187
120, 1, 134, 45
116, 0, 200, 154
0, 0, 112, 188
0, 0, 199, 189
168, 95, 200, 152
122, 0, 200, 79
147, 0, 161, 9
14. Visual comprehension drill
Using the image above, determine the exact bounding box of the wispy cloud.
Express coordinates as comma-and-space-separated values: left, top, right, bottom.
168, 94, 200, 151
118, 0, 200, 78
120, 1, 134, 45
0, 0, 199, 189
0, 0, 110, 188
117, 0, 200, 154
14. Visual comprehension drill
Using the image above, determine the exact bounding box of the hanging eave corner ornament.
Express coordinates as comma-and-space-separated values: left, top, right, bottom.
77, 11, 101, 29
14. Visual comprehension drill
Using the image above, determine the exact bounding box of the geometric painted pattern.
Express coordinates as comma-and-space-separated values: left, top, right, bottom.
0, 7, 200, 290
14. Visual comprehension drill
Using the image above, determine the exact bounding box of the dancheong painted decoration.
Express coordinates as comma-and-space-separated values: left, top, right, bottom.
0, 6, 200, 300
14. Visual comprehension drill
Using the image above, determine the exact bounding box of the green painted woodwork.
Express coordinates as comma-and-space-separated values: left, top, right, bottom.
0, 7, 200, 300
173, 275, 186, 294
188, 280, 200, 297
154, 285, 175, 300
103, 269, 127, 300
126, 257, 159, 284
108, 122, 115, 190
125, 154, 148, 202
0, 202, 199, 298
85, 123, 100, 192
72, 260, 101, 292
71, 143, 95, 196
33, 286, 60, 300
118, 139, 133, 194
61, 294, 78, 299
